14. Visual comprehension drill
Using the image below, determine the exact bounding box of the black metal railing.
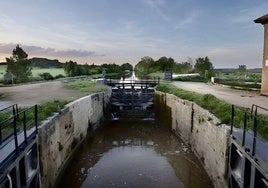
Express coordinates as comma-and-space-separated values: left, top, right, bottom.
230, 104, 268, 156
0, 104, 18, 145
0, 104, 38, 168
106, 78, 160, 87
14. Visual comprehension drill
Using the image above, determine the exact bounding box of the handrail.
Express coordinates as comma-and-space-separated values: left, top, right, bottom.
230, 104, 268, 157
0, 104, 38, 169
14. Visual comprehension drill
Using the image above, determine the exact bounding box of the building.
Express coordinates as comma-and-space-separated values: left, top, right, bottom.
255, 14, 268, 95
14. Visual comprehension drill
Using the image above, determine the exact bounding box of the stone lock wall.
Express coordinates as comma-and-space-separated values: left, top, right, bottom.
38, 91, 111, 188
156, 91, 230, 188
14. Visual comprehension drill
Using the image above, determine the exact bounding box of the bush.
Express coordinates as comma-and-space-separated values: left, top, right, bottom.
173, 75, 208, 82
39, 72, 54, 80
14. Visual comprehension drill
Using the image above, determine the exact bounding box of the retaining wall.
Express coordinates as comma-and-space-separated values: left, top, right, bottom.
156, 91, 230, 188
38, 90, 111, 187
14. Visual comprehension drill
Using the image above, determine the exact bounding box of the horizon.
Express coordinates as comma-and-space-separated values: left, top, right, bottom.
0, 1, 268, 68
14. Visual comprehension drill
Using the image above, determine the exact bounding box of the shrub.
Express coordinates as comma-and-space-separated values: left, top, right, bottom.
39, 72, 54, 80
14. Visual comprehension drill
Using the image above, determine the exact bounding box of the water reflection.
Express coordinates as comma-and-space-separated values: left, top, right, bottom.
58, 120, 213, 188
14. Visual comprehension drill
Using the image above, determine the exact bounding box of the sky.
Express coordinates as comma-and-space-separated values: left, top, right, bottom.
0, 0, 268, 68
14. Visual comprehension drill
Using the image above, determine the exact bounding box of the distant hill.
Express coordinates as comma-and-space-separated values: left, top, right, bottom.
30, 57, 64, 68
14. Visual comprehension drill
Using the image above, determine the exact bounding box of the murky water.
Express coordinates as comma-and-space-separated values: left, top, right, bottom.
58, 120, 213, 188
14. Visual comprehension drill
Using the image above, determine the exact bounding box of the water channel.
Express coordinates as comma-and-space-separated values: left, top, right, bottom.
58, 118, 213, 188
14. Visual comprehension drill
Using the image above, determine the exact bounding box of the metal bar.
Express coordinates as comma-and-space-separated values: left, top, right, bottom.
23, 111, 27, 145
252, 107, 258, 156
230, 105, 234, 135
242, 112, 247, 147
13, 107, 18, 153
35, 105, 38, 134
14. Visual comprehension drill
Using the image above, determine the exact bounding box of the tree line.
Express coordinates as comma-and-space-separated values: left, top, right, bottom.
134, 56, 214, 79
4, 45, 214, 83
4, 45, 133, 83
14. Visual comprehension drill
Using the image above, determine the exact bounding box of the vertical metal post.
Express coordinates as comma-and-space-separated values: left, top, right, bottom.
242, 112, 247, 147
252, 108, 258, 156
23, 111, 27, 145
231, 105, 234, 135
35, 105, 38, 134
13, 107, 18, 153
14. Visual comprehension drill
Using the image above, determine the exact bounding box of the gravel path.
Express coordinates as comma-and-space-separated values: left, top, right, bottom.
172, 81, 268, 113
0, 81, 87, 109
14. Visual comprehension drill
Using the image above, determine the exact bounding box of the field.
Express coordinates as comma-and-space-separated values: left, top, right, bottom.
0, 65, 65, 80
31, 67, 65, 77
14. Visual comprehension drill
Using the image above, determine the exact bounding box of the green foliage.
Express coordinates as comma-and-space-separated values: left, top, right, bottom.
39, 72, 54, 80
135, 56, 176, 78
63, 61, 133, 78
156, 83, 268, 139
194, 57, 214, 78
6, 45, 32, 83
37, 100, 69, 121
173, 75, 208, 82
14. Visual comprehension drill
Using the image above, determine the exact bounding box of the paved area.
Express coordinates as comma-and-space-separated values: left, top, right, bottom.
0, 81, 87, 109
172, 81, 268, 114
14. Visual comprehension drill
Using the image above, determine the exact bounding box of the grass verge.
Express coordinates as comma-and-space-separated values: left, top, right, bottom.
64, 79, 107, 93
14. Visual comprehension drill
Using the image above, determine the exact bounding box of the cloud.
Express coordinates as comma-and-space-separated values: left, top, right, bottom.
143, 0, 170, 22
0, 43, 104, 58
175, 10, 199, 29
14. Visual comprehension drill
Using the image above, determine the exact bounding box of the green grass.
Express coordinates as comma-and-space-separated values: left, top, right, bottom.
64, 79, 107, 93
0, 66, 65, 80
31, 67, 65, 77
156, 82, 268, 140
0, 100, 69, 140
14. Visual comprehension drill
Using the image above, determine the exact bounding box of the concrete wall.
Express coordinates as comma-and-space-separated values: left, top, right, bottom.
156, 91, 230, 188
38, 90, 111, 188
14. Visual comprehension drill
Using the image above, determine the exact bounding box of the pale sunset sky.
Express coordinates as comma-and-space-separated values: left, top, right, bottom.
0, 0, 268, 68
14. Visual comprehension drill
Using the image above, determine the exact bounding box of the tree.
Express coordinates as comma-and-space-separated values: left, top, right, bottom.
194, 56, 214, 78
155, 56, 175, 72
134, 56, 155, 78
6, 45, 32, 83
64, 60, 78, 77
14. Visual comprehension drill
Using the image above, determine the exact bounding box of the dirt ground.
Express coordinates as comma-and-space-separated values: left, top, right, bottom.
0, 80, 87, 108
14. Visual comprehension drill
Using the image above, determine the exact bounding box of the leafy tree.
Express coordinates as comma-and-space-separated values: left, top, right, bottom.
134, 56, 155, 78
64, 60, 78, 77
6, 45, 32, 83
155, 56, 175, 72
194, 56, 214, 78
173, 62, 192, 73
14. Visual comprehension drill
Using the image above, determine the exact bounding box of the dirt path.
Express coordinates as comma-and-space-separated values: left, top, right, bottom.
0, 81, 87, 108
172, 81, 268, 113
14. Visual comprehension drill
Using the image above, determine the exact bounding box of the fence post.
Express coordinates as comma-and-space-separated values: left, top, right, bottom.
252, 108, 258, 156
35, 105, 38, 134
242, 112, 247, 147
231, 105, 234, 135
13, 107, 18, 153
23, 111, 27, 145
